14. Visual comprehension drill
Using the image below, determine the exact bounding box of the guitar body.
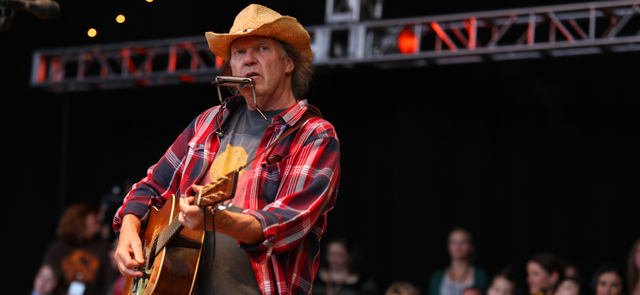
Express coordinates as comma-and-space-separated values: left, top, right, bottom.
123, 194, 204, 295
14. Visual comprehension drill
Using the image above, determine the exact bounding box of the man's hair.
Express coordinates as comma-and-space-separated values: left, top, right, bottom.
279, 40, 314, 100
218, 37, 315, 100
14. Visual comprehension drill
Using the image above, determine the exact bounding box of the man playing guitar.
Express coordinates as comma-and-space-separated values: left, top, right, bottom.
113, 4, 341, 295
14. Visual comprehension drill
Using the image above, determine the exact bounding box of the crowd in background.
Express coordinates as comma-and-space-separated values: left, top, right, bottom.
31, 183, 130, 295
311, 228, 640, 295
29, 189, 640, 295
414, 228, 640, 295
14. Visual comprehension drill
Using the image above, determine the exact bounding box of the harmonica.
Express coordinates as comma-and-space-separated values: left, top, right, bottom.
211, 76, 254, 89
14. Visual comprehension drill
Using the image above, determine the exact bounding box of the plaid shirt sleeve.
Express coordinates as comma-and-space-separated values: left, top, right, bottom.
240, 105, 341, 294
244, 116, 340, 258
112, 106, 222, 232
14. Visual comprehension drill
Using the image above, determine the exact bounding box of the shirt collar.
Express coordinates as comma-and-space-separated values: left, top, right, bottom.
274, 99, 308, 127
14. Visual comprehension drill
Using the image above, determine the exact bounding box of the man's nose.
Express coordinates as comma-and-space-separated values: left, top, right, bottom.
243, 49, 257, 65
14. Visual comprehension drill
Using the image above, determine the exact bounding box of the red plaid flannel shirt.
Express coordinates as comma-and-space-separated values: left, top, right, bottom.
113, 96, 341, 295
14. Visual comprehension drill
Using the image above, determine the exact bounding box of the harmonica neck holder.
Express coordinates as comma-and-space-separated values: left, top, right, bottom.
212, 76, 269, 125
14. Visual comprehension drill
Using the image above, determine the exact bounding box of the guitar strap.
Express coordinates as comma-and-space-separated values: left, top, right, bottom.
199, 103, 322, 271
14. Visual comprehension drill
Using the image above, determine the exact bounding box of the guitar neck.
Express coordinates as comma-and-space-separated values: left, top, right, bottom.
152, 170, 238, 255
155, 214, 183, 255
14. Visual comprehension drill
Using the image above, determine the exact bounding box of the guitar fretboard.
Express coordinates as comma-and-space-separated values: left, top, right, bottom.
154, 215, 182, 255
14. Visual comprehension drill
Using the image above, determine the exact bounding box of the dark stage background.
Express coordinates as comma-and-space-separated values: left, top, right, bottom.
2, 0, 638, 294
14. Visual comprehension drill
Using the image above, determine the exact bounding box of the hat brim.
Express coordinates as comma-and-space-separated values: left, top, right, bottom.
206, 16, 313, 68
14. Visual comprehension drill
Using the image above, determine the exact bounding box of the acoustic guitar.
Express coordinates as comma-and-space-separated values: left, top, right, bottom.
122, 169, 239, 295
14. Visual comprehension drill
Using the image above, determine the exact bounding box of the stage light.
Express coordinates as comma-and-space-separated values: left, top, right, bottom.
146, 0, 153, 2
87, 28, 97, 37
398, 28, 417, 54
216, 56, 224, 68
116, 15, 125, 23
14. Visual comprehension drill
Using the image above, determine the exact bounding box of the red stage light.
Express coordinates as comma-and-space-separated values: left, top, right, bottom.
180, 75, 195, 83
215, 56, 224, 68
398, 28, 417, 54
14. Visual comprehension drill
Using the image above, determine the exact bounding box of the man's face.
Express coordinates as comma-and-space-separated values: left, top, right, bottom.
229, 36, 294, 109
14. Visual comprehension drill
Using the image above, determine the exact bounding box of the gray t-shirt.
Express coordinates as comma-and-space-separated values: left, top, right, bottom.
195, 103, 283, 295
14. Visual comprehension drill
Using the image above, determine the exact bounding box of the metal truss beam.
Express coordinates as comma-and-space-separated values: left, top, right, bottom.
31, 0, 640, 91
31, 36, 219, 91
310, 0, 640, 66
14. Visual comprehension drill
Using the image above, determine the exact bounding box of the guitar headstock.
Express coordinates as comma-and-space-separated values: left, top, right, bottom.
196, 169, 239, 207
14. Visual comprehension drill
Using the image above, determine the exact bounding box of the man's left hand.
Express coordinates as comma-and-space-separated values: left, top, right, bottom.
178, 185, 206, 230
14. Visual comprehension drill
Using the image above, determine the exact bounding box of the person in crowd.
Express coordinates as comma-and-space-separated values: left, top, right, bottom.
98, 182, 132, 242
554, 278, 580, 295
592, 263, 625, 295
628, 239, 640, 295
526, 253, 565, 295
487, 267, 516, 295
461, 287, 483, 295
43, 202, 115, 295
429, 227, 489, 295
313, 237, 377, 295
563, 262, 581, 280
30, 263, 66, 295
385, 282, 421, 295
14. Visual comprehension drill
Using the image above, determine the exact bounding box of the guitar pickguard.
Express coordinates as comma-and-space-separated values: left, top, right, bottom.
130, 241, 153, 295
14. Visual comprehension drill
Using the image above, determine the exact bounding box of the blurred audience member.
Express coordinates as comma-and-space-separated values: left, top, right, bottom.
563, 262, 581, 280
554, 278, 580, 295
313, 237, 377, 295
461, 287, 483, 295
628, 239, 640, 295
98, 181, 132, 242
487, 267, 516, 295
43, 203, 115, 295
527, 253, 564, 295
592, 263, 625, 295
31, 263, 66, 295
386, 281, 421, 295
429, 227, 489, 295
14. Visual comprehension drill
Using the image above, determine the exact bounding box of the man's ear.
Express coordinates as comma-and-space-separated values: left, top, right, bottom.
285, 55, 295, 74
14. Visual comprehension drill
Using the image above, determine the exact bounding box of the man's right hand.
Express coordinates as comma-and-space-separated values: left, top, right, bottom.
114, 214, 145, 277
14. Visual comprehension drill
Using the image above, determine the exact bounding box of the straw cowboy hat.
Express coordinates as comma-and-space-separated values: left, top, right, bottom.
205, 4, 313, 68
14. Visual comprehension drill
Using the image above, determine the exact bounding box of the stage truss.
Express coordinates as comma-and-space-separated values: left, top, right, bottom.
31, 0, 640, 92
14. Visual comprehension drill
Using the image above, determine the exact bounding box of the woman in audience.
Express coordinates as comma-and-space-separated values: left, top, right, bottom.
526, 253, 564, 295
563, 261, 581, 280
31, 263, 66, 295
313, 237, 377, 295
42, 203, 115, 295
592, 263, 624, 295
628, 239, 640, 295
554, 278, 580, 295
429, 227, 489, 295
487, 267, 516, 295
386, 282, 421, 295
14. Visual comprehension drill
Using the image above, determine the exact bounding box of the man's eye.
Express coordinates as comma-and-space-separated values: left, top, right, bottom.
259, 46, 268, 51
